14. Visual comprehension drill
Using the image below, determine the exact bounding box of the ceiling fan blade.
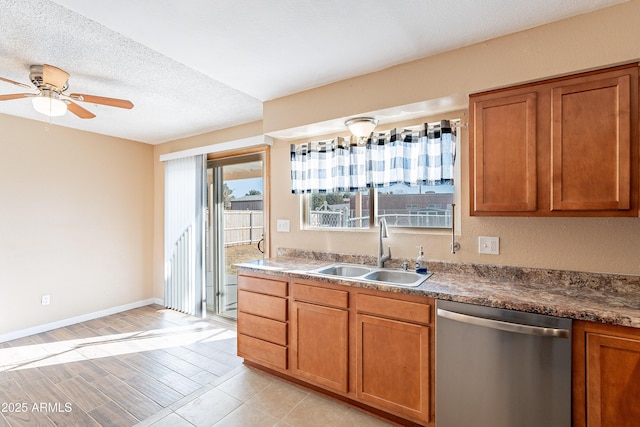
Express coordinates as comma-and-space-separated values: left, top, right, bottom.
0, 93, 33, 101
69, 93, 134, 109
0, 76, 32, 89
42, 64, 69, 89
66, 101, 96, 119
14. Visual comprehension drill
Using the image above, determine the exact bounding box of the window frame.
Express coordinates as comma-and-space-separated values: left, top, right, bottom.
299, 117, 462, 232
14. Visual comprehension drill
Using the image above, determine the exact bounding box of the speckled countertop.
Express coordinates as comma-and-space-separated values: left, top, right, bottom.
236, 249, 640, 328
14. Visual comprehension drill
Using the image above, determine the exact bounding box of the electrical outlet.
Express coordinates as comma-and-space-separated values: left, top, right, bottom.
276, 219, 290, 232
478, 236, 500, 255
41, 295, 51, 306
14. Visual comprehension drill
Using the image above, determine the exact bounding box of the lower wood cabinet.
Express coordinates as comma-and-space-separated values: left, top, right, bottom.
237, 271, 435, 426
357, 293, 432, 424
573, 321, 640, 427
237, 272, 289, 372
237, 333, 287, 370
291, 282, 349, 393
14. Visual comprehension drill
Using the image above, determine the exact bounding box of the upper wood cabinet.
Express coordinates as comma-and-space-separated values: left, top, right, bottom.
470, 64, 639, 216
472, 92, 538, 212
550, 73, 632, 212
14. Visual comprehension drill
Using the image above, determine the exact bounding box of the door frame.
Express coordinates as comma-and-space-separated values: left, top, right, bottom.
207, 147, 270, 317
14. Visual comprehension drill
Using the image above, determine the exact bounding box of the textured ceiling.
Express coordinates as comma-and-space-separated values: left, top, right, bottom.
0, 0, 627, 144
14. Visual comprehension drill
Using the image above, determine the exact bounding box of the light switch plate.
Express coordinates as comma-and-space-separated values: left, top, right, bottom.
276, 219, 290, 232
478, 236, 499, 255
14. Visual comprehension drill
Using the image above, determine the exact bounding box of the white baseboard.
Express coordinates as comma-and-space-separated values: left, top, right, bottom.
0, 298, 161, 343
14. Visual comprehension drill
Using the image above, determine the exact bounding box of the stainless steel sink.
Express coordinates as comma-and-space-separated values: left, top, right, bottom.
362, 269, 428, 286
314, 264, 373, 277
309, 263, 430, 287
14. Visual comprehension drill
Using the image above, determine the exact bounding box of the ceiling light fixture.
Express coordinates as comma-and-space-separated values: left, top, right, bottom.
345, 117, 378, 145
31, 89, 67, 117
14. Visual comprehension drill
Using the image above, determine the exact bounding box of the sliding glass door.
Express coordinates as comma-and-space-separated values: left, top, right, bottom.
207, 153, 265, 319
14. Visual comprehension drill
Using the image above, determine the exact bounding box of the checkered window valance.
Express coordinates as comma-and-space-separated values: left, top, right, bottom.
290, 120, 456, 194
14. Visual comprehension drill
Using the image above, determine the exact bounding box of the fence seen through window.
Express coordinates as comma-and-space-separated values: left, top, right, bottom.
308, 184, 454, 229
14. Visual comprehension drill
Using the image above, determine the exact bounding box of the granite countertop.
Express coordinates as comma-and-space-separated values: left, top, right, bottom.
236, 250, 640, 328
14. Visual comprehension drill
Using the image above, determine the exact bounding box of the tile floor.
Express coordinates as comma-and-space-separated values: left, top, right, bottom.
0, 305, 394, 426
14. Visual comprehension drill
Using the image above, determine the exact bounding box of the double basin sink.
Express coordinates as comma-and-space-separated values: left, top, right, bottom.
309, 263, 431, 287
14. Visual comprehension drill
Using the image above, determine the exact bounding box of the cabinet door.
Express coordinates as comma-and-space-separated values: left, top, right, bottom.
585, 333, 640, 427
551, 72, 633, 212
356, 314, 430, 422
470, 92, 538, 213
291, 301, 349, 393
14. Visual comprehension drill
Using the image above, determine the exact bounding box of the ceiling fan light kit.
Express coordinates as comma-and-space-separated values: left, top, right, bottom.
0, 64, 134, 119
31, 89, 67, 117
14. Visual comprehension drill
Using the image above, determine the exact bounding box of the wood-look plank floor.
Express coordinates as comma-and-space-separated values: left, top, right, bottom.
0, 305, 393, 427
0, 305, 242, 426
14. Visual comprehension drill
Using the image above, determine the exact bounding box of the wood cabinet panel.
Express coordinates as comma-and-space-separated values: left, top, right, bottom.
357, 293, 430, 325
292, 282, 349, 309
585, 333, 640, 426
238, 274, 288, 297
551, 74, 631, 211
471, 92, 538, 213
470, 63, 638, 216
237, 311, 287, 346
238, 334, 287, 370
573, 321, 640, 427
357, 313, 430, 422
238, 290, 287, 322
291, 301, 349, 392
237, 272, 435, 426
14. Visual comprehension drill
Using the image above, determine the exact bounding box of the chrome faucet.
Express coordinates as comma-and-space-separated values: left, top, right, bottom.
377, 217, 391, 268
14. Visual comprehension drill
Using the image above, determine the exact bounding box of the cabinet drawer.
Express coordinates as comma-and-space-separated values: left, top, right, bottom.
238, 334, 287, 370
238, 290, 287, 322
357, 293, 431, 325
293, 282, 349, 309
238, 274, 288, 297
238, 311, 287, 346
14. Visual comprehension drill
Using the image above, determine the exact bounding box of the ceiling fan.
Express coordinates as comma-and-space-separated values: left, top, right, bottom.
0, 64, 133, 119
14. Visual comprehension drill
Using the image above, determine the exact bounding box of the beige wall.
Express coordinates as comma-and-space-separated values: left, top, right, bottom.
6, 1, 638, 340
270, 123, 640, 275
263, 0, 640, 276
154, 1, 640, 305
0, 114, 154, 336
264, 1, 640, 133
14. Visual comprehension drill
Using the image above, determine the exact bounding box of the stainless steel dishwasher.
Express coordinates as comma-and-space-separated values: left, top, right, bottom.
435, 300, 572, 427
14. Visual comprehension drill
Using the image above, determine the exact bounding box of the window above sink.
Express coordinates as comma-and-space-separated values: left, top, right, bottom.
293, 118, 461, 231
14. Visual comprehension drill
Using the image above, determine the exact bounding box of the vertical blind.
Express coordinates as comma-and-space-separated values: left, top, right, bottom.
291, 120, 456, 194
164, 155, 205, 317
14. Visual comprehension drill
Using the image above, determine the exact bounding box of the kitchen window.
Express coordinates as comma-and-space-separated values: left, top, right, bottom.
305, 191, 371, 228
375, 182, 454, 228
293, 119, 458, 230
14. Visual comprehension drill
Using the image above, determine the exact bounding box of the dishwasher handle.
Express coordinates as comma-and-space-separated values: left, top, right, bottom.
437, 308, 570, 338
